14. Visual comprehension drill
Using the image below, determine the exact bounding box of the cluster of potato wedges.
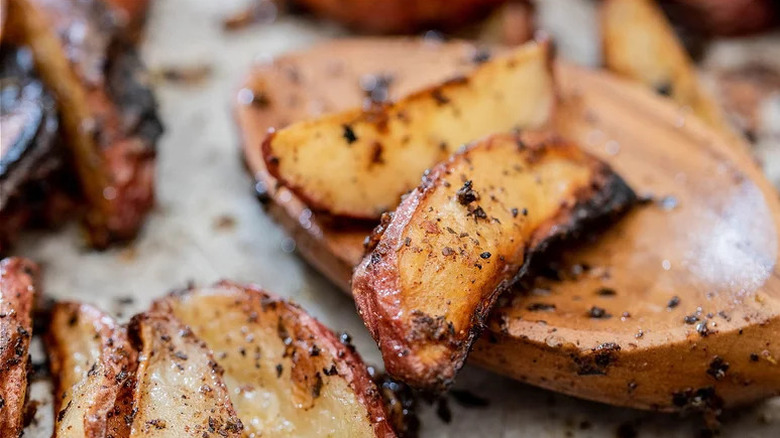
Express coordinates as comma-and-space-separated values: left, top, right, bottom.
235, 0, 780, 418
1, 257, 399, 437
0, 0, 161, 250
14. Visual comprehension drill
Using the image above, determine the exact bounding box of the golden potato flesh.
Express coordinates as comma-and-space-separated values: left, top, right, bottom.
263, 39, 554, 220
129, 313, 243, 437
153, 282, 395, 437
46, 302, 136, 438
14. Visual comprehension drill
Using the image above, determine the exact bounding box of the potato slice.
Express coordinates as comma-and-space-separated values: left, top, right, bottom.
0, 257, 36, 436
152, 281, 396, 437
46, 302, 136, 438
263, 39, 554, 220
128, 313, 243, 437
353, 132, 636, 390
600, 0, 741, 146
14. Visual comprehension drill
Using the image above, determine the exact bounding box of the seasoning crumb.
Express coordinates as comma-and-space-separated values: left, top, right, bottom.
588, 306, 611, 319
480, 252, 491, 259
667, 296, 681, 309
597, 288, 616, 296
342, 124, 358, 144
213, 214, 237, 231
152, 64, 212, 85
684, 314, 700, 324
456, 180, 479, 205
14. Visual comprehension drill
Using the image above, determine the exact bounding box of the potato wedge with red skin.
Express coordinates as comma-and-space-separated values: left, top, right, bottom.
0, 257, 36, 437
151, 281, 396, 437
263, 39, 554, 220
46, 302, 136, 438
5, 0, 162, 247
128, 312, 243, 437
600, 0, 743, 147
353, 132, 636, 390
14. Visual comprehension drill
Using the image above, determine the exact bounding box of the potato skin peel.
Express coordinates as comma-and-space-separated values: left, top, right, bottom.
353, 133, 637, 390
0, 257, 37, 437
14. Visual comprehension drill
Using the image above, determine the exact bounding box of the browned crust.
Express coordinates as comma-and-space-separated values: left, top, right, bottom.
45, 302, 137, 438
352, 133, 636, 390
6, 0, 162, 247
155, 281, 397, 437
0, 257, 37, 437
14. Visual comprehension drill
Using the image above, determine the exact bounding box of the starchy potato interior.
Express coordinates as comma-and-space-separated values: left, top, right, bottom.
158, 284, 383, 438
130, 313, 244, 437
264, 39, 554, 219
47, 303, 135, 438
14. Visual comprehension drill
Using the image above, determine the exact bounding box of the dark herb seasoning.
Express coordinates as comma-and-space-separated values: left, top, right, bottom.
588, 306, 610, 319
456, 180, 479, 205
684, 314, 700, 324
667, 296, 681, 308
342, 124, 358, 144
480, 252, 491, 259
706, 356, 729, 380
596, 287, 616, 296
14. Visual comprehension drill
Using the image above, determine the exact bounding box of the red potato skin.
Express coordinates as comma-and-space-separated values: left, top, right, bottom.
294, 0, 507, 34
352, 134, 637, 390
0, 257, 37, 437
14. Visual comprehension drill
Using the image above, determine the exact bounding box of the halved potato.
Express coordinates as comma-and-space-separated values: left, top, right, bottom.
152, 281, 396, 437
128, 312, 244, 437
353, 132, 636, 390
237, 37, 780, 410
263, 39, 554, 220
46, 302, 136, 438
0, 257, 37, 437
600, 0, 742, 146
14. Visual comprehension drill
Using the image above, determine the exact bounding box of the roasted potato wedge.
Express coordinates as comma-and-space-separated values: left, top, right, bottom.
353, 132, 636, 390
292, 0, 505, 34
46, 303, 136, 438
263, 39, 554, 220
152, 281, 396, 437
600, 0, 742, 146
4, 0, 162, 247
0, 257, 36, 437
128, 312, 243, 437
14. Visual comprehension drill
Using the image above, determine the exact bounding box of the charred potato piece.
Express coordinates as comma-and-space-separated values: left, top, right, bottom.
293, 0, 506, 34
353, 132, 636, 390
152, 282, 396, 437
128, 313, 243, 437
0, 257, 37, 436
600, 0, 742, 146
263, 39, 554, 220
46, 303, 136, 438
0, 44, 73, 252
5, 0, 162, 247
